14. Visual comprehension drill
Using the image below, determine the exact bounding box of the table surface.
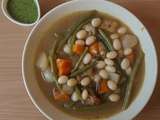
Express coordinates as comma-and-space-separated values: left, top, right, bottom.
0, 0, 159, 120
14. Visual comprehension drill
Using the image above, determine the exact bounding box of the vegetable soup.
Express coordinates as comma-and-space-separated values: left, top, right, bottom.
35, 10, 145, 119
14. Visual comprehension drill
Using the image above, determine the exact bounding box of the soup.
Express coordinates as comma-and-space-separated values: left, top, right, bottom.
35, 10, 145, 119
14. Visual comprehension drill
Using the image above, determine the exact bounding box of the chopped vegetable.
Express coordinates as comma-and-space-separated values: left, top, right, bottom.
72, 43, 85, 55
56, 58, 72, 75
98, 80, 110, 94
89, 42, 99, 56
36, 52, 48, 71
122, 51, 144, 110
53, 88, 70, 102
98, 29, 114, 51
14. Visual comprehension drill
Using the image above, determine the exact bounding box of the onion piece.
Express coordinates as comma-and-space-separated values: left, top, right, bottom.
36, 52, 48, 71
41, 68, 54, 82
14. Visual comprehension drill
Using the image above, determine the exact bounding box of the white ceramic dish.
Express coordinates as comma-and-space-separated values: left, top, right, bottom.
1, 0, 41, 26
22, 0, 158, 120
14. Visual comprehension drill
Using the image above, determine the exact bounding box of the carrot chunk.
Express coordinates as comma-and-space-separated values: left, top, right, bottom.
126, 53, 135, 65
89, 42, 99, 56
98, 80, 110, 94
73, 43, 85, 55
56, 58, 72, 75
53, 89, 70, 102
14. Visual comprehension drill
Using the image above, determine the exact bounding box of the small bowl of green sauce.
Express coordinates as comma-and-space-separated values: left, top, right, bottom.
1, 0, 41, 26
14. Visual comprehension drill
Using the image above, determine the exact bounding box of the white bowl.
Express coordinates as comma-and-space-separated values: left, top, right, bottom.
22, 0, 158, 119
1, 0, 41, 26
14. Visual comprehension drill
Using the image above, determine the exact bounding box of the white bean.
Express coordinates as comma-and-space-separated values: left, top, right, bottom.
76, 30, 87, 39
107, 80, 117, 91
85, 36, 96, 46
71, 91, 79, 102
96, 61, 106, 69
104, 58, 114, 66
75, 40, 85, 45
109, 94, 120, 102
63, 44, 71, 54
117, 26, 127, 34
81, 77, 91, 86
106, 51, 117, 59
124, 48, 133, 56
58, 76, 68, 84
113, 39, 121, 50
110, 33, 119, 39
105, 66, 116, 73
108, 72, 120, 84
99, 69, 108, 79
82, 89, 88, 100
126, 67, 132, 75
83, 53, 92, 64
94, 74, 101, 83
91, 18, 102, 27
67, 78, 77, 87
121, 58, 130, 70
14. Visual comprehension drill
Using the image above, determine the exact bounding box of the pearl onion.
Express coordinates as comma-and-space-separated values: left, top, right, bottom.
58, 76, 68, 84
91, 18, 102, 27
76, 30, 87, 39
99, 69, 108, 79
109, 94, 120, 102
85, 36, 96, 46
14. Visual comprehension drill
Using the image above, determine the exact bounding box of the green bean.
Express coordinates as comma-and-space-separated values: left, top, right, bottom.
122, 51, 144, 110
72, 47, 88, 72
48, 39, 61, 89
57, 10, 97, 52
70, 61, 97, 78
98, 29, 114, 51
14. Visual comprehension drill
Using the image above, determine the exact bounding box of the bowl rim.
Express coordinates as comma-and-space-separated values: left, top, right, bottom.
1, 0, 41, 27
22, 0, 158, 120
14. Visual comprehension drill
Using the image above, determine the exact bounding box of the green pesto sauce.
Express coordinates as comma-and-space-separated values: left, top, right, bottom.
7, 0, 38, 24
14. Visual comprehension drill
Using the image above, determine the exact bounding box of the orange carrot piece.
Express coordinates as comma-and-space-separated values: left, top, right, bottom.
89, 42, 99, 56
56, 58, 72, 75
72, 43, 85, 55
53, 89, 70, 102
98, 80, 110, 94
